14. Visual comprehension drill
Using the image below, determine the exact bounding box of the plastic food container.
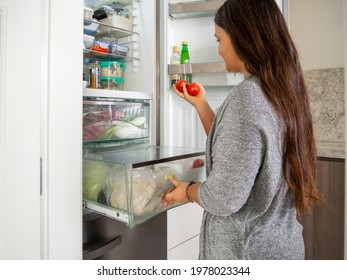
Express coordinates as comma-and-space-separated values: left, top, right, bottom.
83, 20, 99, 36
100, 61, 125, 90
91, 40, 109, 53
108, 43, 129, 57
84, 5, 94, 20
99, 14, 133, 32
83, 34, 94, 49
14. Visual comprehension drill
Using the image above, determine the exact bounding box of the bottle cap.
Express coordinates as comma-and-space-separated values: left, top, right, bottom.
173, 46, 180, 52
182, 41, 188, 45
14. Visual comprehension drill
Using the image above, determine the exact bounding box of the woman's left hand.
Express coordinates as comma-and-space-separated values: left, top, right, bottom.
163, 176, 191, 205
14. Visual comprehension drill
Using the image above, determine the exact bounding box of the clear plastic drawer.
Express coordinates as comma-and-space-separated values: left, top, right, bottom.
83, 97, 150, 147
83, 145, 205, 227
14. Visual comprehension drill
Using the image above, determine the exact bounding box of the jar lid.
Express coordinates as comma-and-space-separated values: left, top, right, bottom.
173, 46, 180, 52
100, 61, 125, 69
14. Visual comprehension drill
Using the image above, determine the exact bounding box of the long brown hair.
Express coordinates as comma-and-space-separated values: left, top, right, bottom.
214, 0, 323, 216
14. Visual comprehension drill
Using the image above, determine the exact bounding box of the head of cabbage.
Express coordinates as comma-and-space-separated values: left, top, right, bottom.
83, 159, 109, 202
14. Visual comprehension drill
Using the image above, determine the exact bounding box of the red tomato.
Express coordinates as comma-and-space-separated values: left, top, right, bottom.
174, 79, 187, 93
192, 159, 204, 168
186, 82, 200, 96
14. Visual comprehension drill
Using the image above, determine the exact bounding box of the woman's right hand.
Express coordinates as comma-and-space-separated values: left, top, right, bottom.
172, 82, 206, 108
173, 81, 214, 136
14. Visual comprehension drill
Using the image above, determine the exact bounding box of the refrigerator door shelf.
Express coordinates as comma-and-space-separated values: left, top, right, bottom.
168, 62, 227, 75
82, 145, 206, 227
169, 0, 225, 19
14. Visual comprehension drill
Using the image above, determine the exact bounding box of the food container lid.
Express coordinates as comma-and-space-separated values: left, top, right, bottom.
93, 40, 109, 46
109, 43, 129, 51
100, 61, 125, 69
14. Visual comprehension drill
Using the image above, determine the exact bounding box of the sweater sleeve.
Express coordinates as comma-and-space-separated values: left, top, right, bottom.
198, 87, 266, 216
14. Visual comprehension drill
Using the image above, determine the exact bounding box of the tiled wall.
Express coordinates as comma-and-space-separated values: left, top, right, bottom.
304, 67, 345, 158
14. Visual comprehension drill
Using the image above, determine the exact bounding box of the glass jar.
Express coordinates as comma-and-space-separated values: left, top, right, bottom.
88, 61, 100, 88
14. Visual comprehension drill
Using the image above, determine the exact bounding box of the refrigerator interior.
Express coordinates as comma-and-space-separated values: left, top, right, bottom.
82, 0, 161, 260
82, 0, 210, 259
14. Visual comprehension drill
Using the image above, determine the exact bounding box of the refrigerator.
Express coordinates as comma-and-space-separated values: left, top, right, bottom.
82, 0, 286, 261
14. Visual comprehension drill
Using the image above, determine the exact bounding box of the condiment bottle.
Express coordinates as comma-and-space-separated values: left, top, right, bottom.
170, 45, 181, 86
180, 41, 192, 83
88, 61, 100, 88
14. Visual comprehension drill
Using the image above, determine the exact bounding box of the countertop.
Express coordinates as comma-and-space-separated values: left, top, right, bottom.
316, 141, 345, 160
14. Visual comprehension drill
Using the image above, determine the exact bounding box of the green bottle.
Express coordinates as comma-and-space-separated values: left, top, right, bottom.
180, 41, 192, 83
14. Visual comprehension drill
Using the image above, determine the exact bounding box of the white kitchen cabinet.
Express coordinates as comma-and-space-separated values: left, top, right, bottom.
167, 202, 203, 251
168, 234, 200, 260
0, 0, 43, 259
0, 0, 83, 260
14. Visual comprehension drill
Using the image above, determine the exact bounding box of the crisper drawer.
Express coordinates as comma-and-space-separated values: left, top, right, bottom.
83, 145, 205, 227
83, 96, 150, 147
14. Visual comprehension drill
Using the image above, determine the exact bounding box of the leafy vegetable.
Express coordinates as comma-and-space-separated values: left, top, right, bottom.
83, 160, 109, 202
98, 119, 145, 140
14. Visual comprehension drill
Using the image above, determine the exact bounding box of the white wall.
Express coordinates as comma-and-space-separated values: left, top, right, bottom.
289, 0, 344, 70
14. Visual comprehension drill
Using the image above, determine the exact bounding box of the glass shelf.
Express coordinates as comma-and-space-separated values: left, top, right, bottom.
84, 18, 138, 39
83, 88, 153, 100
97, 145, 205, 168
83, 48, 140, 62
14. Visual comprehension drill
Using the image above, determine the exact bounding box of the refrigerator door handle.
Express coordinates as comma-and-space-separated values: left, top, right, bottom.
83, 235, 122, 260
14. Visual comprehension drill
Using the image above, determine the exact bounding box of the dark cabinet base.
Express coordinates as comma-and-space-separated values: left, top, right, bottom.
301, 157, 345, 260
83, 212, 167, 260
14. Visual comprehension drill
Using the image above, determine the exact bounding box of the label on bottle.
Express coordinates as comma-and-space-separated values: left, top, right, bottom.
171, 74, 180, 86
89, 62, 100, 88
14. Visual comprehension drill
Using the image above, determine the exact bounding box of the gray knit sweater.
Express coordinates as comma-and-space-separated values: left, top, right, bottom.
197, 75, 304, 260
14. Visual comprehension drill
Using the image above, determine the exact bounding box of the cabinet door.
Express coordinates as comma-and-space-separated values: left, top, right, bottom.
0, 0, 42, 259
167, 203, 203, 251
0, 0, 83, 259
302, 158, 345, 260
167, 235, 200, 260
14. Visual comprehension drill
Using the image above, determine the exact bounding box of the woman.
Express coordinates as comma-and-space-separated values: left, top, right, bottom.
164, 0, 323, 260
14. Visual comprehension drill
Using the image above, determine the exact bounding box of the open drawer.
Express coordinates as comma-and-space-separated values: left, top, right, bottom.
83, 145, 205, 227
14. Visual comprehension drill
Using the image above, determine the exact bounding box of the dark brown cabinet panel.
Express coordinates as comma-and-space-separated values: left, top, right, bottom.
301, 157, 345, 260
